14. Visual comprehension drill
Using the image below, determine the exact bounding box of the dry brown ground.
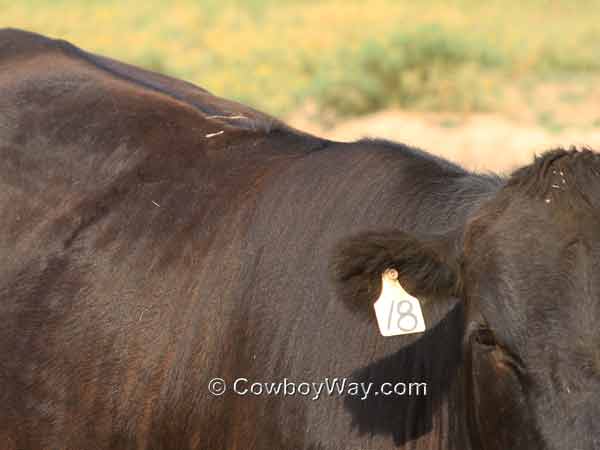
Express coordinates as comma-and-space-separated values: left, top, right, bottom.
290, 110, 600, 174
288, 80, 600, 174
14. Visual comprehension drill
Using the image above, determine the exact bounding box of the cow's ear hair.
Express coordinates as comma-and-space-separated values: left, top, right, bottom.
330, 230, 462, 314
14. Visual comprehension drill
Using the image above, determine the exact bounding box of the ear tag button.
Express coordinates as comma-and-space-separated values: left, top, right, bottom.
374, 269, 426, 336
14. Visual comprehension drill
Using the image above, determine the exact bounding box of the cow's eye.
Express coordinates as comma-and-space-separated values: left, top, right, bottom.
474, 326, 497, 347
471, 326, 527, 376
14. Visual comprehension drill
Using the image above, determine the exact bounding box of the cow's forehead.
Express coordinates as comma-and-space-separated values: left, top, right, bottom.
463, 150, 600, 351
505, 148, 600, 212
465, 149, 600, 251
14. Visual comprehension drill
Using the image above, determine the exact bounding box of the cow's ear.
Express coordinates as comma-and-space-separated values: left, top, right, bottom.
330, 230, 462, 314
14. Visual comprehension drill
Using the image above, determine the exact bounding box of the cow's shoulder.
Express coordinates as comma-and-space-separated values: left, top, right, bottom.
0, 28, 326, 150
0, 28, 61, 60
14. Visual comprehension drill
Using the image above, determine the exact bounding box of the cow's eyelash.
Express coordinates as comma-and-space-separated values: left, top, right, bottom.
472, 327, 527, 373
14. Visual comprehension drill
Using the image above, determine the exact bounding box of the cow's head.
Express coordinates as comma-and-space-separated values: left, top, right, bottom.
332, 149, 600, 450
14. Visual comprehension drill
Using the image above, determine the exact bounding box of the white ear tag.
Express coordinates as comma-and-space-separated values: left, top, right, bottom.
374, 269, 426, 336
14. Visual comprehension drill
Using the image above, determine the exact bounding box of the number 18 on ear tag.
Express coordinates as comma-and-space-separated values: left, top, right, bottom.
374, 269, 426, 336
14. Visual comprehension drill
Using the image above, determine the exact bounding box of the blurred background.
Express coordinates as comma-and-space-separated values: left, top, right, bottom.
4, 0, 600, 172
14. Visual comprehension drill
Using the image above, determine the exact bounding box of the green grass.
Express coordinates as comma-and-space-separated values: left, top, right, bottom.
312, 25, 507, 115
2, 0, 600, 117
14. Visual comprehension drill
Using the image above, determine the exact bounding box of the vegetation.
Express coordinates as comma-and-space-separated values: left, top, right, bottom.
3, 0, 600, 118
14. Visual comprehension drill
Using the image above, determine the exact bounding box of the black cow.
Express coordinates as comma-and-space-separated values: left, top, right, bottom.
1, 28, 599, 450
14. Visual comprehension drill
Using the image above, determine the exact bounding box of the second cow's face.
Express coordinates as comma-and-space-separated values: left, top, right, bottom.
462, 187, 600, 450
